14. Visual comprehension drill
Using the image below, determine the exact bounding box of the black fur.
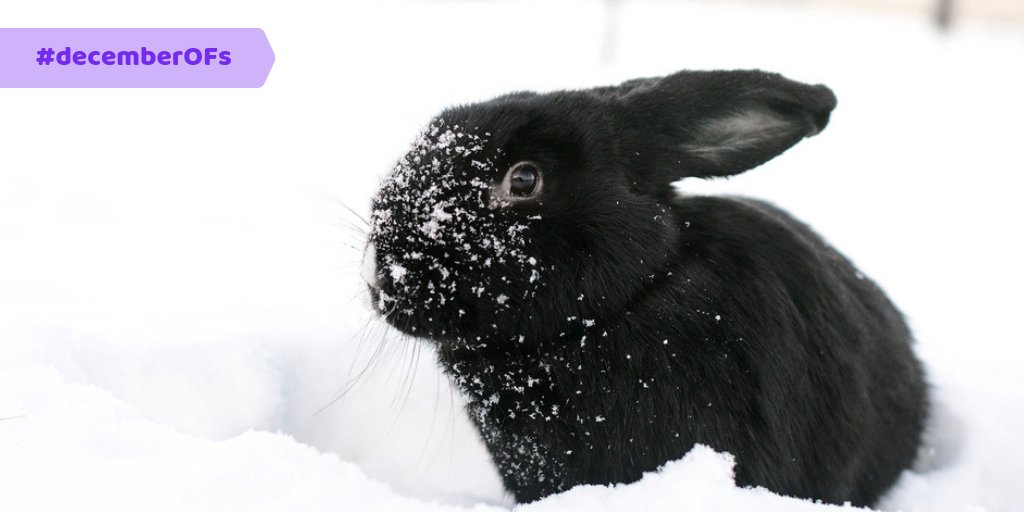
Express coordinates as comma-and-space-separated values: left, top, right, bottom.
365, 70, 927, 507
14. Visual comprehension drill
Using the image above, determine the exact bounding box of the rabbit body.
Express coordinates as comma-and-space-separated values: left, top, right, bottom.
366, 70, 928, 506
439, 195, 926, 506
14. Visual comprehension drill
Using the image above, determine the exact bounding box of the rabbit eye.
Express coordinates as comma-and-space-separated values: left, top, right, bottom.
490, 161, 544, 208
507, 162, 542, 198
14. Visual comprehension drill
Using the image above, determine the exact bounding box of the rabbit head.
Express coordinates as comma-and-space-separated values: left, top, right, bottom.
365, 70, 837, 348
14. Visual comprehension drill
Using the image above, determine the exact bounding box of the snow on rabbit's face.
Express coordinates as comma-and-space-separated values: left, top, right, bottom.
366, 120, 542, 340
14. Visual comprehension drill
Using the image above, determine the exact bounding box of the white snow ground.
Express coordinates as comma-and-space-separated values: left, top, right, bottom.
2, 1, 1023, 510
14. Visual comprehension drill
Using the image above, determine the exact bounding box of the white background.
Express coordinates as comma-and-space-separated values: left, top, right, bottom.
1, 1, 1023, 510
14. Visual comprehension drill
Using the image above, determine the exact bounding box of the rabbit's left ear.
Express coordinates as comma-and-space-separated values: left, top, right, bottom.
605, 70, 836, 195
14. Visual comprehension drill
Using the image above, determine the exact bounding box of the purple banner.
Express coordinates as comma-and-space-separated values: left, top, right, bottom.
0, 28, 274, 88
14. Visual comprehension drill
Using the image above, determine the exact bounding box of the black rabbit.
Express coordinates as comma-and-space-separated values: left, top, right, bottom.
362, 70, 928, 507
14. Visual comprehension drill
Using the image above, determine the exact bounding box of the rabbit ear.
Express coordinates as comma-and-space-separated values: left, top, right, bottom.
607, 70, 837, 195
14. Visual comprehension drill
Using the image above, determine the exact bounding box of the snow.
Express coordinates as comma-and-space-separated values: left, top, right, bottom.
524, 446, 857, 512
2, 0, 1024, 511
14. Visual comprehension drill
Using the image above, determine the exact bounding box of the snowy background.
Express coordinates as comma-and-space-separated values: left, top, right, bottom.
2, 0, 1023, 510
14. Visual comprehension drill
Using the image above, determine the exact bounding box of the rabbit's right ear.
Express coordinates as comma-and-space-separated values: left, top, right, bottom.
603, 70, 837, 196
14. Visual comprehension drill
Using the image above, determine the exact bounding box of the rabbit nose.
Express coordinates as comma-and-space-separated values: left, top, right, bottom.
361, 242, 382, 290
